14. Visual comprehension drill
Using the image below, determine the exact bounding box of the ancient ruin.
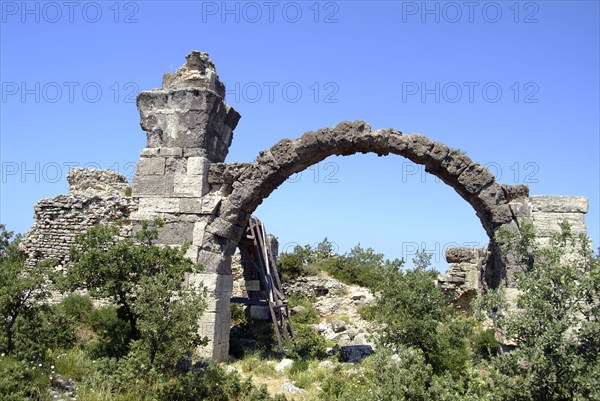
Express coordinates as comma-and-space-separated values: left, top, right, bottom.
20, 51, 590, 361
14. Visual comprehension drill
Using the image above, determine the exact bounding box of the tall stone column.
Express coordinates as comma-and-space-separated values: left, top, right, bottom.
131, 51, 240, 361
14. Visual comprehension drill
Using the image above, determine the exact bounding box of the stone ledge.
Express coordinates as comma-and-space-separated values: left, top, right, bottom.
530, 196, 588, 213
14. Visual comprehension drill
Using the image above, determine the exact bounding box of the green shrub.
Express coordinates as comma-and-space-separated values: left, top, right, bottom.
59, 294, 93, 322
53, 348, 96, 382
12, 304, 77, 362
158, 364, 286, 401
369, 251, 471, 376
279, 246, 311, 281
289, 325, 329, 360
0, 356, 51, 401
287, 294, 319, 325
87, 306, 132, 359
472, 329, 500, 361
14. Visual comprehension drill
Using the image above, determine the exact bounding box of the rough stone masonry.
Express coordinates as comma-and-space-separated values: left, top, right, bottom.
20, 51, 591, 361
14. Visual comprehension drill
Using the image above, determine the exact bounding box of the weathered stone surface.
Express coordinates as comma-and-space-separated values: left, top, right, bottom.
161, 51, 226, 96
353, 127, 391, 155
205, 217, 245, 240
173, 174, 209, 197
439, 149, 472, 182
68, 168, 130, 197
21, 169, 137, 270
331, 320, 347, 333
502, 184, 529, 201
269, 138, 301, 171
136, 157, 165, 176
531, 196, 588, 213
156, 220, 194, 245
424, 142, 451, 173
404, 134, 435, 164
446, 247, 478, 263
132, 174, 174, 197
197, 250, 233, 275
165, 157, 187, 174
532, 211, 587, 236
138, 198, 180, 213
188, 157, 210, 176
439, 247, 487, 310
275, 359, 294, 372
457, 163, 495, 196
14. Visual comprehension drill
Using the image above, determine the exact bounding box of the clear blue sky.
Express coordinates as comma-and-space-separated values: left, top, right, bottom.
1, 1, 598, 271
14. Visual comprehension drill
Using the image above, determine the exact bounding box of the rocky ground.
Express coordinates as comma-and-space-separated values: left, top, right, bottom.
228, 273, 379, 399
283, 275, 377, 349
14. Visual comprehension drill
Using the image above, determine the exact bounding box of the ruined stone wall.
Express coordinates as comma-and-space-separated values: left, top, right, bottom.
530, 196, 589, 244
20, 168, 136, 271
131, 51, 241, 361
20, 51, 593, 362
438, 247, 488, 310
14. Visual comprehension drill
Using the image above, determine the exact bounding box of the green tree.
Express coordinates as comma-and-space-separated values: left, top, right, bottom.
368, 250, 471, 376
0, 224, 52, 356
61, 219, 206, 369
485, 222, 600, 400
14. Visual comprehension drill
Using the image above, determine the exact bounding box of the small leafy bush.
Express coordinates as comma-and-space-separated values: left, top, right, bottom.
289, 325, 329, 360
87, 306, 132, 359
59, 293, 93, 322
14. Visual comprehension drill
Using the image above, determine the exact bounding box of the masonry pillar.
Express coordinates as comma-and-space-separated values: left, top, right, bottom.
131, 51, 240, 361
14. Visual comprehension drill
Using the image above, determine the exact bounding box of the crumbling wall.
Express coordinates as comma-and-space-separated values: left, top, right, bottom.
438, 247, 488, 310
530, 196, 588, 244
20, 168, 136, 271
131, 51, 241, 361
20, 51, 593, 363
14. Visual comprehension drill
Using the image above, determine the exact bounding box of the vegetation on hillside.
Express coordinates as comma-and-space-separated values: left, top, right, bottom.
0, 220, 598, 400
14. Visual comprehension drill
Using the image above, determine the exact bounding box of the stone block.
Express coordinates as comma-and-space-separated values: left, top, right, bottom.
201, 194, 222, 214
446, 248, 477, 263
404, 134, 434, 163
183, 148, 207, 157
132, 175, 174, 197
165, 157, 187, 174
136, 157, 165, 175
250, 306, 271, 320
530, 196, 588, 213
158, 147, 183, 157
217, 274, 234, 294
197, 312, 217, 339
188, 272, 218, 292
532, 211, 587, 236
457, 163, 495, 196
205, 295, 230, 314
205, 217, 244, 240
130, 210, 163, 222
138, 198, 180, 213
245, 280, 261, 292
192, 221, 208, 246
173, 174, 209, 197
157, 220, 194, 244
197, 251, 232, 275
180, 198, 202, 214
184, 245, 199, 261
140, 148, 160, 157
188, 157, 211, 175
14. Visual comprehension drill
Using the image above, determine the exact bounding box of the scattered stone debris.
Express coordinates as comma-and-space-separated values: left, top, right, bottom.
275, 358, 294, 372
281, 382, 306, 394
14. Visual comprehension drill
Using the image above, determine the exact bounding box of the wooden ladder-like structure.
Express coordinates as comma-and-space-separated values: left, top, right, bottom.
230, 216, 295, 352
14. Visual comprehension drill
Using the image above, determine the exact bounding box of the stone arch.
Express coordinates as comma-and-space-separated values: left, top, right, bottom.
211, 120, 522, 271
